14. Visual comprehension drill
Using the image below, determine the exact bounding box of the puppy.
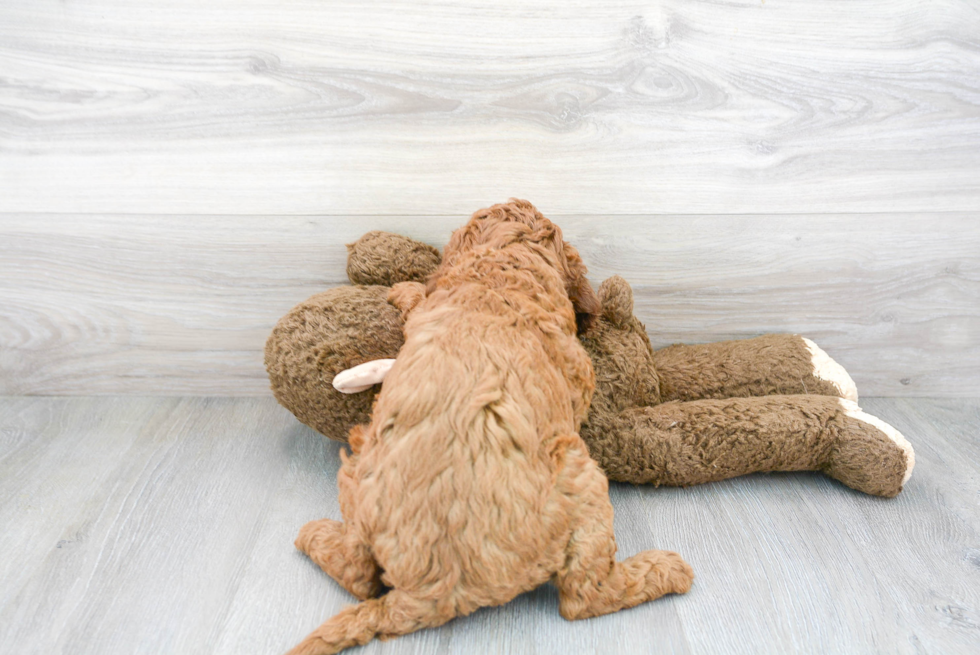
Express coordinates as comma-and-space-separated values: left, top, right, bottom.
288, 200, 693, 654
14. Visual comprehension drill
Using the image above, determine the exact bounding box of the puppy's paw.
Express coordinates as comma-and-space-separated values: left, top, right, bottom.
295, 518, 342, 555
660, 551, 694, 595
294, 520, 319, 554
629, 549, 694, 599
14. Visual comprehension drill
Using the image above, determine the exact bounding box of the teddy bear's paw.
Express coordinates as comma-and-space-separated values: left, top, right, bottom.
839, 399, 915, 485
803, 338, 858, 402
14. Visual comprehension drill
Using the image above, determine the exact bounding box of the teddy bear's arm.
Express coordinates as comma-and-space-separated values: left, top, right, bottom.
346, 232, 441, 286
583, 394, 913, 497
652, 334, 858, 403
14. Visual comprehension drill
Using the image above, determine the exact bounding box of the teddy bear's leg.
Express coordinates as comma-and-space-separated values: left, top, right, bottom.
551, 436, 693, 620
597, 395, 912, 497
652, 334, 857, 402
830, 399, 915, 497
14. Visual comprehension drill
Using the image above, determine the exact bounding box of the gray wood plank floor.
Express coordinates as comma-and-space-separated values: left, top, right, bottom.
1, 396, 977, 655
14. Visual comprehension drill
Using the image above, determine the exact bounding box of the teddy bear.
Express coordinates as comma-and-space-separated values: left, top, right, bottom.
266, 231, 914, 497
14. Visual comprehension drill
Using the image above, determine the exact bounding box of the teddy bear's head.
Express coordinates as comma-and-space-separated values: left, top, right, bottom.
266, 232, 443, 442
264, 285, 404, 442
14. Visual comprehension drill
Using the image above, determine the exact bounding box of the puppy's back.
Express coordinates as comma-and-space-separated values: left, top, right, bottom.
353, 305, 575, 612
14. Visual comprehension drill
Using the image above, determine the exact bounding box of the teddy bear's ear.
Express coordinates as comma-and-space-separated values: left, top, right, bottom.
346, 231, 441, 286
597, 276, 634, 327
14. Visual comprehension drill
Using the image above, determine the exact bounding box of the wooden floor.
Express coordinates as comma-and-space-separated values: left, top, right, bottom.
1, 396, 978, 655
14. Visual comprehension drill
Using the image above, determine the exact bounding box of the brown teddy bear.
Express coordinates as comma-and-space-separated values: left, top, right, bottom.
266, 232, 914, 498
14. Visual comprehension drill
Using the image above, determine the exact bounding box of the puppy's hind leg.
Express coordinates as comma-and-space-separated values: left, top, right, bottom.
295, 519, 382, 600
551, 437, 693, 620
296, 431, 382, 601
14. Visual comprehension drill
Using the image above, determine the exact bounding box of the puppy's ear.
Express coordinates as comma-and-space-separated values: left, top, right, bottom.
427, 209, 489, 293
562, 243, 600, 334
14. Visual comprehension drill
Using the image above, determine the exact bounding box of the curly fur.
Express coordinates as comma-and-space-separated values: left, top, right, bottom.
287, 201, 692, 655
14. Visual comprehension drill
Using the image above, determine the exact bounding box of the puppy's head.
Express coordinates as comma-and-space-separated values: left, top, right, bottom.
435, 199, 600, 333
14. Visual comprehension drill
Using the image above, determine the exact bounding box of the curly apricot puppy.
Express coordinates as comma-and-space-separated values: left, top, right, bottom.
288, 200, 693, 655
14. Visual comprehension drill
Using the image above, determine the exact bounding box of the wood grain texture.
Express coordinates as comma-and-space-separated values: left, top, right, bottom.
1, 396, 978, 654
1, 0, 979, 215
2, 213, 977, 396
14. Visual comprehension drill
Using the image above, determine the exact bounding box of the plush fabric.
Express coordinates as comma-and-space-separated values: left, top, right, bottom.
266, 228, 914, 498
577, 276, 912, 497
346, 231, 441, 287
264, 285, 405, 443
654, 334, 842, 401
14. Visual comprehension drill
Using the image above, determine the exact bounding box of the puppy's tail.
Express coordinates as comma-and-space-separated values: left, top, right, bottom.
285, 590, 448, 655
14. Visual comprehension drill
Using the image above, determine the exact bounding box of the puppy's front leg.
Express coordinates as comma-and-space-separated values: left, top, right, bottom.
551, 437, 693, 620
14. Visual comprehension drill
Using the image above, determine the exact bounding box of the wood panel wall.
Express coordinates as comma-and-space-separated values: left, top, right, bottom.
2, 214, 977, 396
